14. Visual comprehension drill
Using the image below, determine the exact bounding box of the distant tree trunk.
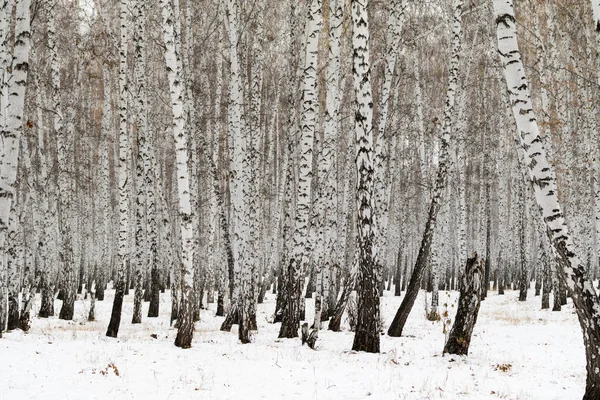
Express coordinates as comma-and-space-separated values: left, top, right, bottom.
37, 61, 56, 318
388, 0, 463, 338
53, 0, 76, 322
551, 260, 562, 312
541, 242, 551, 310
518, 187, 528, 302
328, 267, 356, 332
494, 2, 600, 397
429, 258, 439, 320
483, 182, 491, 300
313, 0, 341, 329
374, 0, 407, 285
443, 253, 483, 356
5, 213, 19, 331
394, 249, 402, 296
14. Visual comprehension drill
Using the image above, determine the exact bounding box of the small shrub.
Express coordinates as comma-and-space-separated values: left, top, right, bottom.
494, 363, 512, 372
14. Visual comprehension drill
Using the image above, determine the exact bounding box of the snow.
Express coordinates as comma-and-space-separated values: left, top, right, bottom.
0, 288, 585, 399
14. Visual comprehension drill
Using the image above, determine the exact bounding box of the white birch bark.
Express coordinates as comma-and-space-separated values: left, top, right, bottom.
46, 0, 76, 321
279, 0, 322, 339
388, 0, 463, 338
132, 0, 149, 324
0, 0, 11, 129
219, 0, 248, 336
313, 0, 342, 330
0, 0, 30, 246
493, 2, 600, 396
242, 0, 265, 340
351, 0, 380, 353
160, 0, 195, 348
106, 0, 130, 338
100, 66, 111, 285
374, 1, 407, 275
35, 69, 56, 318
0, 0, 30, 333
588, 0, 600, 279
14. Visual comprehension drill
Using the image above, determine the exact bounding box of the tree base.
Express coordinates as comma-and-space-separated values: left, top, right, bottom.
443, 254, 483, 357
352, 331, 379, 353
59, 295, 75, 321
220, 304, 239, 332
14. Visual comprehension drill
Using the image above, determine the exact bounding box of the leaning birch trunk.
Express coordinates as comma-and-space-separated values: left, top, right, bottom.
160, 0, 195, 349
493, 2, 600, 398
443, 253, 483, 356
387, 0, 463, 338
351, 0, 380, 353
106, 0, 130, 339
279, 0, 322, 339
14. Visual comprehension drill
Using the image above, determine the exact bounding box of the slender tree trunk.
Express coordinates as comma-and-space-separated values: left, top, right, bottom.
160, 0, 195, 348
132, 0, 148, 325
518, 185, 528, 302
541, 241, 551, 310
388, 0, 463, 338
0, 0, 31, 335
106, 0, 130, 338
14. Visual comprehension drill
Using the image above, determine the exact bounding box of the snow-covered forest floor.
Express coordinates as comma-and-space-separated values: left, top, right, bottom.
0, 288, 584, 400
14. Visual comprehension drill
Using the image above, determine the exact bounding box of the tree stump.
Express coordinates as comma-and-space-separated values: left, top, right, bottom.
443, 253, 483, 356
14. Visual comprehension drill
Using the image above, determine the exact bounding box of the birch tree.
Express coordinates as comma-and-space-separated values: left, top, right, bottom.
493, 1, 600, 397
313, 0, 342, 330
160, 0, 195, 348
279, 0, 322, 339
132, 0, 149, 325
0, 0, 31, 332
351, 0, 380, 353
106, 0, 130, 338
49, 0, 77, 322
388, 0, 463, 338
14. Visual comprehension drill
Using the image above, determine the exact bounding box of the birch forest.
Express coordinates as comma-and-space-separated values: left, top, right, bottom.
1, 0, 600, 399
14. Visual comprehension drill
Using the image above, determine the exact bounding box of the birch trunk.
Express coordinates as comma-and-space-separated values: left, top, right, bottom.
279, 0, 322, 339
160, 0, 195, 348
106, 0, 130, 338
493, 2, 600, 397
132, 0, 149, 325
388, 0, 463, 338
0, 0, 31, 331
374, 0, 407, 280
351, 0, 380, 353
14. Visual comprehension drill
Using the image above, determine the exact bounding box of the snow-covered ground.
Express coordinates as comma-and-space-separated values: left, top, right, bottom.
0, 287, 584, 400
